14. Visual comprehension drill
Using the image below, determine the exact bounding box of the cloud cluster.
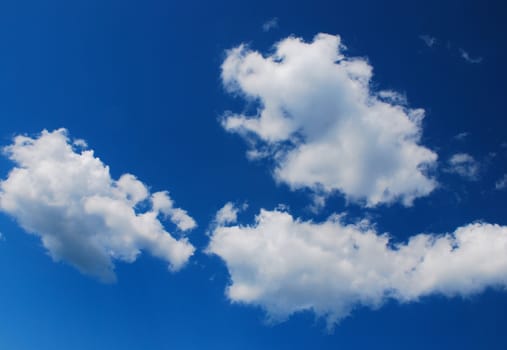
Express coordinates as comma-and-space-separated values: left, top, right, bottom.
208, 205, 507, 328
221, 33, 437, 206
0, 30, 498, 332
0, 129, 196, 282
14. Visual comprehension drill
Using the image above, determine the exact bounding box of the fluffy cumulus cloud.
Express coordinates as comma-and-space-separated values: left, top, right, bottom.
0, 129, 196, 282
221, 33, 437, 207
208, 204, 507, 328
446, 153, 480, 180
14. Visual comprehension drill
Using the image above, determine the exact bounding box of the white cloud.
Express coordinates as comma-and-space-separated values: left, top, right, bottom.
419, 35, 437, 47
459, 49, 483, 64
221, 33, 437, 207
377, 90, 408, 105
0, 129, 195, 282
208, 207, 507, 329
73, 138, 88, 148
495, 174, 507, 190
453, 132, 469, 141
446, 153, 480, 180
151, 191, 197, 231
215, 202, 241, 225
262, 17, 278, 32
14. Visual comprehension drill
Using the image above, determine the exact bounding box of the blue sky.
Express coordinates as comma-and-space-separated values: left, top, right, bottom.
1, 0, 507, 348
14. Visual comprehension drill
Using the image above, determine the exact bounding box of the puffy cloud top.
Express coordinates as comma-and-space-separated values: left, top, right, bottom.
0, 129, 196, 282
208, 206, 507, 328
221, 33, 437, 206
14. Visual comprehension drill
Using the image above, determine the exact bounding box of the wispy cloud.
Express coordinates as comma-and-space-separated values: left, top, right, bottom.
459, 48, 483, 64
453, 132, 469, 141
419, 34, 437, 47
495, 174, 507, 190
419, 36, 483, 64
262, 17, 278, 32
445, 153, 480, 180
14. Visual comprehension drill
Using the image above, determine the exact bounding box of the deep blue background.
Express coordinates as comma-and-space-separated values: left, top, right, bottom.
1, 0, 507, 348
